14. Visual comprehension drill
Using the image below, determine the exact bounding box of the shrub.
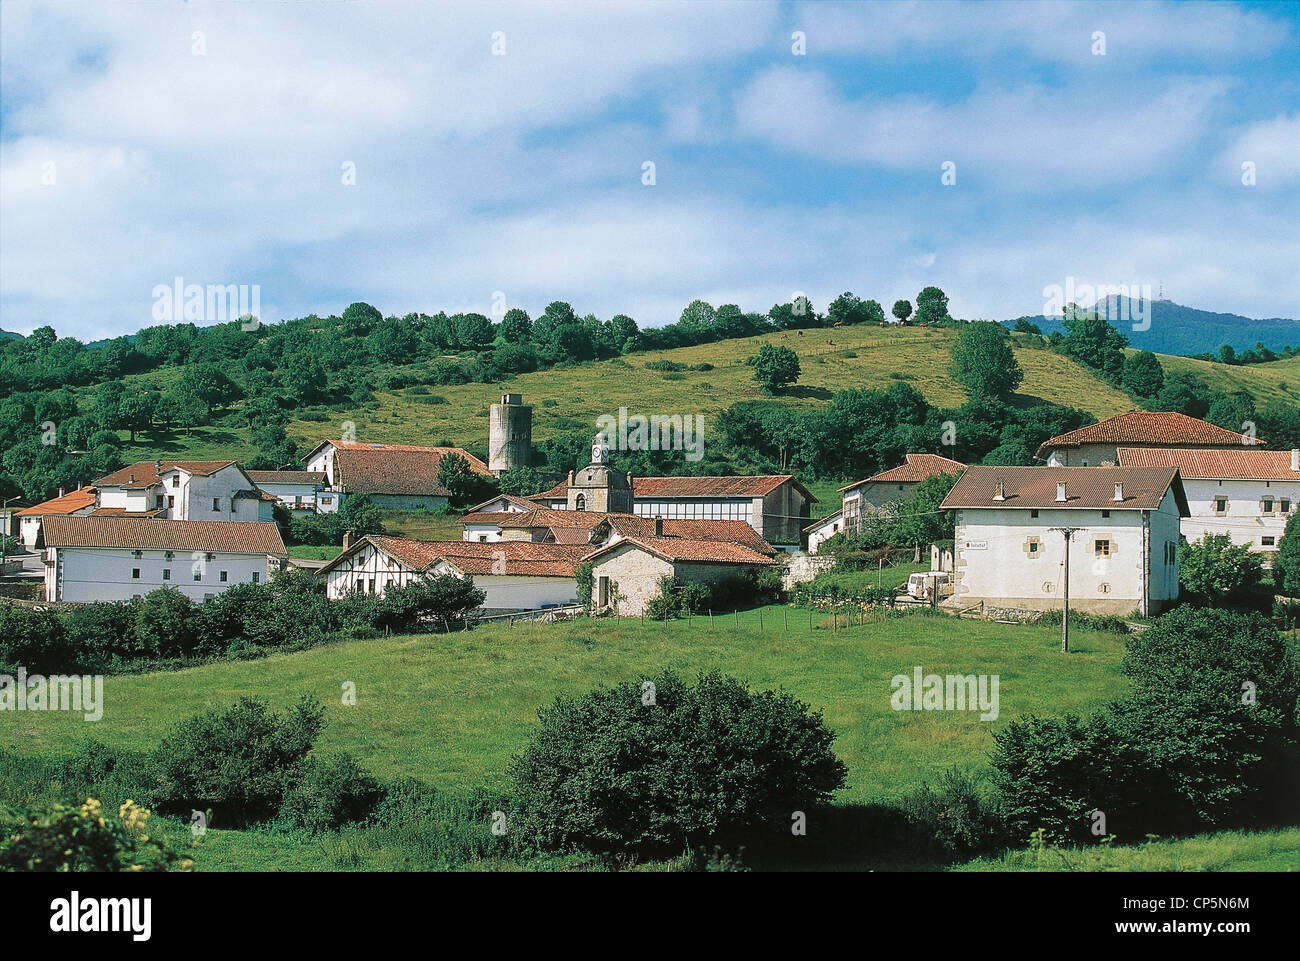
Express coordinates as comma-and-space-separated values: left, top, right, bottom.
0, 798, 190, 872
0, 604, 75, 674
901, 767, 1007, 858
510, 669, 848, 856
1179, 534, 1264, 605
152, 695, 324, 825
644, 360, 686, 372
278, 752, 383, 832
134, 588, 199, 658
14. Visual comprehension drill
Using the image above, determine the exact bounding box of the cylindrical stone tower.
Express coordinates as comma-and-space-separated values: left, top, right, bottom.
488, 393, 532, 475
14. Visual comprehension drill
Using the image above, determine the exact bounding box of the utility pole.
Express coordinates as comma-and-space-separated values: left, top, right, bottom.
1050, 527, 1080, 653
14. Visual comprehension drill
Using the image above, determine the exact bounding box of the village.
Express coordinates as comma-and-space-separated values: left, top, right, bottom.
3, 394, 1290, 623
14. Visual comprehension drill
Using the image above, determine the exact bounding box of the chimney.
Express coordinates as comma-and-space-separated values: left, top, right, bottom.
1292, 449, 1298, 472
1113, 482, 1124, 502
154, 459, 162, 472
993, 480, 1005, 501
128, 474, 134, 484
58, 487, 65, 498
654, 516, 664, 536
343, 530, 354, 551
1056, 481, 1068, 502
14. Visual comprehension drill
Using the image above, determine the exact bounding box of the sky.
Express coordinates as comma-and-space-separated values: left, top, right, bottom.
1, 0, 1298, 342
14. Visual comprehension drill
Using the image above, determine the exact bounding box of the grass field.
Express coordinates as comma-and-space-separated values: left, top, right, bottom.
959, 828, 1300, 872
97, 325, 1137, 467
1152, 351, 1300, 408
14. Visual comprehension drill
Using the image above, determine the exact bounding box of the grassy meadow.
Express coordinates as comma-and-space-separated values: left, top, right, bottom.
96, 324, 1138, 467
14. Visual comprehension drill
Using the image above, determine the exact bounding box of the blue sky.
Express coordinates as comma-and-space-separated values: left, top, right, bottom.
2, 0, 1298, 341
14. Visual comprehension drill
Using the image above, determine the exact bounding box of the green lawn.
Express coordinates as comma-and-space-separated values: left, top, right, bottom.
3, 609, 1129, 805
958, 828, 1300, 872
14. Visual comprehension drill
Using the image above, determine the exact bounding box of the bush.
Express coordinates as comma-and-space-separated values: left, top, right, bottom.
278, 752, 383, 832
510, 669, 848, 856
644, 360, 686, 372
135, 588, 199, 658
0, 798, 190, 872
63, 601, 139, 666
901, 767, 1007, 858
1179, 534, 1264, 605
152, 695, 324, 825
0, 604, 75, 674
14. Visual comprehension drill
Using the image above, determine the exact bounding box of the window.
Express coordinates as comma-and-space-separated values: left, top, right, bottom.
1101, 510, 1110, 518
1263, 536, 1276, 546
252, 572, 260, 584
168, 496, 175, 508
212, 497, 220, 511
132, 568, 140, 579
1215, 497, 1227, 513
1094, 539, 1111, 557
162, 569, 171, 580
1283, 499, 1292, 513
1263, 497, 1275, 514
1030, 509, 1039, 518
368, 578, 375, 593
1029, 542, 1038, 553
171, 476, 179, 488
193, 570, 202, 581
219, 571, 228, 582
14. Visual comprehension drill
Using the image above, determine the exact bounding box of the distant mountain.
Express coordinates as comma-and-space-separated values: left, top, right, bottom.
0, 330, 21, 341
1005, 298, 1300, 356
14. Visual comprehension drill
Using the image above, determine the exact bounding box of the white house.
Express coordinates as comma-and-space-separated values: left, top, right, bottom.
318, 535, 584, 612
459, 494, 544, 542
245, 470, 329, 514
92, 460, 275, 522
805, 453, 966, 553
939, 466, 1188, 617
1036, 411, 1259, 466
40, 515, 287, 603
17, 487, 98, 551
1118, 447, 1300, 556
303, 440, 493, 512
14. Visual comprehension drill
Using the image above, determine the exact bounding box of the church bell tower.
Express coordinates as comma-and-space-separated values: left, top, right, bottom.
566, 431, 633, 514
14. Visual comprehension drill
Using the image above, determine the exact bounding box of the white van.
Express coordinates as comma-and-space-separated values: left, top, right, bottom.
906, 571, 950, 599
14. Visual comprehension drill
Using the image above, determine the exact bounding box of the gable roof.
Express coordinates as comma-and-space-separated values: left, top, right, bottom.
321, 535, 585, 578
245, 470, 327, 486
598, 515, 778, 555
41, 516, 287, 554
1034, 412, 1261, 459
536, 474, 816, 502
840, 453, 967, 492
583, 536, 777, 566
333, 446, 491, 498
803, 508, 844, 533
940, 466, 1189, 515
18, 487, 98, 516
464, 494, 544, 514
1117, 447, 1300, 480
94, 460, 240, 489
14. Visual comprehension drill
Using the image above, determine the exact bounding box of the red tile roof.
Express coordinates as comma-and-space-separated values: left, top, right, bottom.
583, 536, 777, 566
94, 460, 239, 489
333, 447, 491, 498
841, 453, 967, 491
1117, 447, 1300, 480
41, 516, 287, 554
536, 474, 815, 502
246, 470, 327, 486
89, 506, 169, 518
497, 508, 609, 531
600, 515, 777, 555
1035, 412, 1261, 459
941, 466, 1188, 514
338, 536, 585, 577
18, 487, 98, 516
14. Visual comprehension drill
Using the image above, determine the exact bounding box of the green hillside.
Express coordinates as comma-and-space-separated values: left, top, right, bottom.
102, 325, 1136, 468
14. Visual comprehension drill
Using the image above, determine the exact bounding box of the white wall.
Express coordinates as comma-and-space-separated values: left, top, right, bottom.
46, 546, 279, 602
806, 514, 843, 554
951, 489, 1182, 615
1180, 477, 1300, 553
463, 523, 502, 542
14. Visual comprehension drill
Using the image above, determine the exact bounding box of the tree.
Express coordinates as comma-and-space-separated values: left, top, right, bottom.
915, 286, 950, 325
510, 669, 848, 855
1120, 351, 1165, 398
1257, 400, 1300, 450
1178, 534, 1263, 605
436, 453, 497, 507
135, 588, 199, 658
949, 322, 1023, 398
1273, 511, 1300, 597
1012, 319, 1042, 335
341, 302, 382, 337
891, 300, 913, 325
750, 343, 801, 395
861, 299, 886, 326
497, 467, 543, 496
370, 573, 487, 631
451, 312, 494, 349
828, 292, 867, 327
116, 391, 157, 443
337, 493, 385, 535
1154, 370, 1212, 419
499, 308, 532, 343
677, 300, 717, 340
1060, 310, 1128, 379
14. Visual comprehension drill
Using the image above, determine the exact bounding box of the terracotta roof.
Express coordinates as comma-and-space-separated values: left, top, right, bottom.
600, 515, 778, 555
89, 506, 169, 518
583, 536, 777, 566
41, 516, 287, 554
537, 474, 816, 502
460, 511, 521, 525
841, 453, 967, 491
1035, 412, 1261, 459
333, 447, 491, 498
803, 509, 844, 533
940, 466, 1189, 514
233, 489, 279, 502
497, 508, 609, 531
1117, 447, 1300, 480
94, 460, 239, 489
329, 536, 585, 577
18, 487, 98, 516
464, 494, 544, 513
246, 470, 327, 486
